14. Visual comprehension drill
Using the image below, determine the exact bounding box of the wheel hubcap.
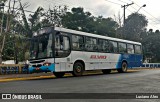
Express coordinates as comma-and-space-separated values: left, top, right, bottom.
76, 66, 81, 73
123, 64, 127, 71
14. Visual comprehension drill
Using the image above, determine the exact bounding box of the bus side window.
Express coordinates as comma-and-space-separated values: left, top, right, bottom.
55, 33, 71, 57
72, 35, 84, 50
135, 45, 141, 54
119, 42, 127, 53
85, 37, 97, 51
63, 36, 70, 50
99, 39, 109, 52
109, 41, 118, 53
127, 44, 134, 54
47, 34, 53, 57
85, 37, 91, 51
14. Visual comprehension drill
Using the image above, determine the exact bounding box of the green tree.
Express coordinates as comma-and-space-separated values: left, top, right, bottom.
62, 7, 118, 37
28, 7, 44, 32
42, 6, 68, 27
142, 33, 160, 62
0, 0, 31, 63
141, 29, 160, 62
62, 7, 92, 31
2, 34, 14, 61
0, 0, 9, 63
117, 13, 148, 41
92, 16, 118, 37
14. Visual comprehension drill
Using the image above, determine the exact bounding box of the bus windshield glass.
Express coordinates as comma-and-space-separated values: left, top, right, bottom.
30, 33, 53, 60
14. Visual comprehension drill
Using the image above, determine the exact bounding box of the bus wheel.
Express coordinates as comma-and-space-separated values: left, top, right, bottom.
72, 62, 84, 76
102, 69, 111, 74
117, 62, 128, 73
53, 72, 65, 78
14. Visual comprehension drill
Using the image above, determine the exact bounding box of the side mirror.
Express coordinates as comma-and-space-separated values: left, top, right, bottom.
60, 35, 63, 43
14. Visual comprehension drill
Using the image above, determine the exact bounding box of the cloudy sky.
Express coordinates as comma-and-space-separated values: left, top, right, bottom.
5, 0, 160, 31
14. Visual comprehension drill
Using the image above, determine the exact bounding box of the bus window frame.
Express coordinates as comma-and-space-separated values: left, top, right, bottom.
109, 40, 118, 53
84, 36, 98, 52
127, 43, 135, 54
71, 34, 85, 51
118, 42, 127, 54
134, 44, 142, 55
54, 31, 71, 58
98, 38, 110, 53
30, 33, 55, 60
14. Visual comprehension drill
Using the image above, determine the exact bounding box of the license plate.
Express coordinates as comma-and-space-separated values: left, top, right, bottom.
35, 67, 40, 70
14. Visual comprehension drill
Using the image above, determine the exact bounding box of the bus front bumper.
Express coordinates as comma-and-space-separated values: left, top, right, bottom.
28, 64, 55, 73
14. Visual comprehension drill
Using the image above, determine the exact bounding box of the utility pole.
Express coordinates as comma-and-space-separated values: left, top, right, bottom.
13, 0, 16, 11
6, 0, 11, 32
121, 2, 134, 26
121, 2, 134, 38
12, 0, 18, 64
0, 2, 5, 35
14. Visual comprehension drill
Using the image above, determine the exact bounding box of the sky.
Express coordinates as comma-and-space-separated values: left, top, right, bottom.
4, 0, 160, 31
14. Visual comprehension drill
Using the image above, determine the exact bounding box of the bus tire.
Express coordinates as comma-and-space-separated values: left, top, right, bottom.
53, 72, 65, 78
72, 62, 84, 76
117, 62, 128, 73
102, 69, 111, 74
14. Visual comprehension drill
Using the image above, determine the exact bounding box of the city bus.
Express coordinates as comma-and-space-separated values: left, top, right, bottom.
28, 27, 142, 77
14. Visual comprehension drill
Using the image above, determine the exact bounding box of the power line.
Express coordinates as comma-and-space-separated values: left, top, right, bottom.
105, 0, 122, 5
143, 9, 160, 23
116, 0, 127, 4
118, 0, 160, 30
116, 0, 160, 30
127, 0, 160, 29
121, 2, 134, 25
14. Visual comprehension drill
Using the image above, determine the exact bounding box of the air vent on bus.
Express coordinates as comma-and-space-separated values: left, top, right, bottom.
30, 60, 45, 63
32, 64, 42, 67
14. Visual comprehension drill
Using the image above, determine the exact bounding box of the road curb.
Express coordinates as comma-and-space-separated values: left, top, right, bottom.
0, 70, 141, 82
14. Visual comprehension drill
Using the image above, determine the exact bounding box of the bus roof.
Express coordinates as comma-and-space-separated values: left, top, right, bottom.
54, 27, 141, 45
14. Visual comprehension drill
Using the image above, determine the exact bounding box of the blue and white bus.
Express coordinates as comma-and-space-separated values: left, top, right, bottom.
29, 27, 142, 77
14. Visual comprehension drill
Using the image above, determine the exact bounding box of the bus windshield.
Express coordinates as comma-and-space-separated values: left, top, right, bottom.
30, 33, 53, 60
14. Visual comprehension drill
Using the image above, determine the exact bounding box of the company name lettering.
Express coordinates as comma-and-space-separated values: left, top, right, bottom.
90, 55, 107, 59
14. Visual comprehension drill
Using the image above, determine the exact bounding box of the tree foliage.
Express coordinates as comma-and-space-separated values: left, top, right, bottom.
42, 6, 68, 27
1, 1, 160, 63
28, 7, 44, 32
142, 30, 160, 62
62, 7, 118, 36
117, 13, 148, 41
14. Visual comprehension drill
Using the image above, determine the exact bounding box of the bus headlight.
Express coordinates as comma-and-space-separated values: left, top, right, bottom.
43, 62, 51, 66
29, 64, 32, 68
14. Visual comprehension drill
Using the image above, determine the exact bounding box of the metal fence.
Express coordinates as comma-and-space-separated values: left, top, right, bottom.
0, 64, 29, 75
142, 63, 160, 68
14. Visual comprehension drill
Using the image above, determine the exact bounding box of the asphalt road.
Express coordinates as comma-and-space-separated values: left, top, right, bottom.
0, 69, 160, 102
